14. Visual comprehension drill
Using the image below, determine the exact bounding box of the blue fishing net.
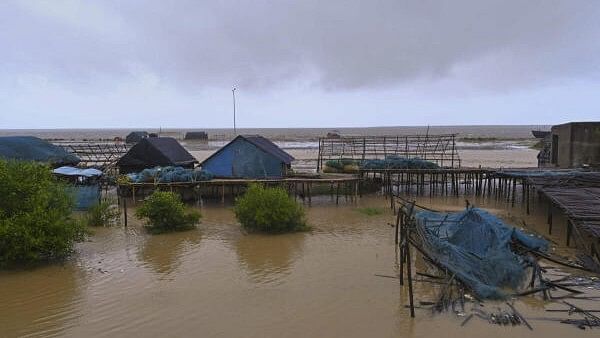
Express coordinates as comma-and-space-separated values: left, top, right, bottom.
414, 207, 548, 299
127, 166, 213, 183
361, 155, 439, 170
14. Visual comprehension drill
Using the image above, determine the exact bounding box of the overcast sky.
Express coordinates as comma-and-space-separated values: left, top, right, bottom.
1, 0, 599, 128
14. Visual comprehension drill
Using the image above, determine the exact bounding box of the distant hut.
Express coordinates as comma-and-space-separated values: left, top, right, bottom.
0, 136, 80, 167
201, 135, 294, 178
125, 131, 149, 144
545, 122, 600, 168
117, 137, 197, 173
184, 131, 208, 141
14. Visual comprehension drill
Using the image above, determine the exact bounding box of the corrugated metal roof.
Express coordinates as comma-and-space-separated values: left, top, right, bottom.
118, 137, 196, 167
242, 135, 295, 164
200, 135, 295, 166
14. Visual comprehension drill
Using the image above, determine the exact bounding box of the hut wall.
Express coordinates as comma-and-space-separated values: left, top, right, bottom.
551, 122, 600, 168
202, 138, 284, 178
570, 123, 600, 168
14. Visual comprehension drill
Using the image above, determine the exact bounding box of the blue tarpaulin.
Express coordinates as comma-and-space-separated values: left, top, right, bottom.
414, 207, 548, 299
53, 166, 103, 177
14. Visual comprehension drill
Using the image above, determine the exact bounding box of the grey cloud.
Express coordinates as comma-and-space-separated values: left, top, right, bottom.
1, 0, 599, 91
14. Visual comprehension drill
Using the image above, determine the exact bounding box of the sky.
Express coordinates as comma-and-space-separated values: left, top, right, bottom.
1, 0, 599, 129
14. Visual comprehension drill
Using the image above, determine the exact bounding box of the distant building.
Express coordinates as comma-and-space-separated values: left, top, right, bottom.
0, 136, 80, 167
201, 135, 294, 178
539, 122, 600, 168
184, 131, 208, 141
125, 131, 149, 144
117, 137, 197, 173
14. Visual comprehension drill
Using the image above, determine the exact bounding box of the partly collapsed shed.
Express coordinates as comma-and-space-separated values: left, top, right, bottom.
184, 131, 208, 140
0, 136, 80, 167
117, 137, 197, 173
125, 131, 149, 144
201, 135, 294, 178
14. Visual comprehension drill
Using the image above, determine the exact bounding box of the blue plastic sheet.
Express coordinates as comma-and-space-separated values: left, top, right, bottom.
414, 207, 548, 299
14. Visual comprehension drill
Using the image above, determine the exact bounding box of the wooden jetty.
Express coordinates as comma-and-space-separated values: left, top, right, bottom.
496, 170, 600, 266
118, 175, 361, 205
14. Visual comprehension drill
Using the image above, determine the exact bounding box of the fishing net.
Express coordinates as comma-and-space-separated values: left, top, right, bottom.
361, 155, 439, 170
127, 166, 213, 183
413, 207, 548, 299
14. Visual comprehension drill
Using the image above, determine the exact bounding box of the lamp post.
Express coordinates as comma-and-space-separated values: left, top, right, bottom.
232, 87, 237, 136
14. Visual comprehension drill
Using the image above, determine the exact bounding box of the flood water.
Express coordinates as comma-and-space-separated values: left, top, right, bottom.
1, 195, 598, 337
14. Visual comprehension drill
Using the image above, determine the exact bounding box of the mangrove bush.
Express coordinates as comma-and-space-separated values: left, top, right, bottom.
135, 191, 200, 234
234, 184, 308, 233
86, 199, 120, 227
0, 160, 85, 267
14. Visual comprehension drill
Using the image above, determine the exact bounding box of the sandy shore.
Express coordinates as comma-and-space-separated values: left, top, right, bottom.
191, 147, 539, 170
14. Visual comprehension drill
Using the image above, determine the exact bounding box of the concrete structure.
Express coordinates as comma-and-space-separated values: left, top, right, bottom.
201, 135, 294, 178
548, 122, 600, 168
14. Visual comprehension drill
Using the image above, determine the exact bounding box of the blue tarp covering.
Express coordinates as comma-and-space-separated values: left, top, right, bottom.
0, 136, 80, 166
53, 166, 103, 177
67, 185, 100, 210
127, 166, 213, 183
414, 207, 548, 299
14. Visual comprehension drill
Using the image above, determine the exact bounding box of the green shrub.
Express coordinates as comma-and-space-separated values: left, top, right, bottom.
135, 191, 200, 234
355, 207, 384, 216
234, 184, 309, 233
86, 199, 120, 227
0, 160, 85, 267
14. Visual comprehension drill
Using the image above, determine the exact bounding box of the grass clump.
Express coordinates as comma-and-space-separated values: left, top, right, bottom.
135, 191, 200, 234
86, 199, 120, 227
355, 207, 385, 216
234, 184, 309, 233
0, 160, 85, 267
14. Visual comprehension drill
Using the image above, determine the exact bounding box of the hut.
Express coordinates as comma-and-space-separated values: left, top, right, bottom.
0, 136, 80, 167
125, 131, 149, 144
200, 135, 294, 178
117, 137, 197, 173
184, 131, 208, 141
545, 122, 600, 168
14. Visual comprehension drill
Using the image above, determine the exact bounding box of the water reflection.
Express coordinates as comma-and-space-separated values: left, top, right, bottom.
138, 230, 202, 275
235, 232, 306, 284
0, 264, 82, 337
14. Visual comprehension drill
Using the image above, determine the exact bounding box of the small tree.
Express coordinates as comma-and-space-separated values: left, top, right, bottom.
135, 191, 200, 234
0, 160, 85, 267
234, 184, 308, 233
86, 199, 120, 227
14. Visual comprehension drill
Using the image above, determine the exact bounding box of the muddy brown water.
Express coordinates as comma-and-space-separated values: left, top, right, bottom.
1, 195, 598, 337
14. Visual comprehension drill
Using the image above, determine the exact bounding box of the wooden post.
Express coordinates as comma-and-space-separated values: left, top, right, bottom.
123, 197, 128, 227
547, 203, 553, 234
406, 226, 415, 318
566, 220, 572, 247
221, 184, 225, 204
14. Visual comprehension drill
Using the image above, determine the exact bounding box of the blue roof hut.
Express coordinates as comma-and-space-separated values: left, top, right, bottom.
0, 136, 80, 167
201, 135, 294, 178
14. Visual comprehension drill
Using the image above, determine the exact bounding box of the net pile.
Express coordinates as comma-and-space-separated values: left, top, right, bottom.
361, 155, 439, 170
127, 166, 213, 183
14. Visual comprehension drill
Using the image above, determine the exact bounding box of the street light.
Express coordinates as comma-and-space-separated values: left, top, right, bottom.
232, 87, 237, 136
